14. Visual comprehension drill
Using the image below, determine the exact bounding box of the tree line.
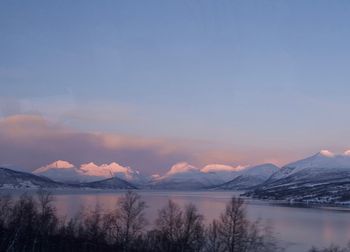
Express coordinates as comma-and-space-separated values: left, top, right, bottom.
0, 190, 344, 252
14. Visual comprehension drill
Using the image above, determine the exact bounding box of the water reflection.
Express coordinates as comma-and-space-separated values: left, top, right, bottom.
6, 190, 350, 252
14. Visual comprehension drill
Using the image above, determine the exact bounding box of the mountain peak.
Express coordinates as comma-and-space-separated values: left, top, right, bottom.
317, 150, 335, 158
33, 160, 75, 173
81, 162, 98, 168
343, 150, 350, 156
79, 162, 136, 180
166, 162, 199, 175
313, 150, 350, 158
51, 160, 75, 168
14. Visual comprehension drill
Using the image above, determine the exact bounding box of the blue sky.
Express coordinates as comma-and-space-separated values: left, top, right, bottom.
1, 1, 350, 172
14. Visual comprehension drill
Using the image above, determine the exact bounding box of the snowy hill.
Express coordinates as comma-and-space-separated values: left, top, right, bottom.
33, 161, 143, 184
0, 166, 138, 190
33, 161, 83, 183
147, 162, 244, 190
267, 150, 350, 181
214, 164, 279, 190
245, 150, 350, 203
0, 167, 66, 189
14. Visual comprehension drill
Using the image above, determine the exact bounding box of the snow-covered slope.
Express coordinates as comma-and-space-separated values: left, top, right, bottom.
33, 161, 83, 183
214, 164, 279, 190
268, 150, 350, 182
147, 162, 244, 190
33, 161, 143, 184
0, 166, 137, 190
80, 162, 144, 183
0, 167, 66, 189
246, 150, 350, 203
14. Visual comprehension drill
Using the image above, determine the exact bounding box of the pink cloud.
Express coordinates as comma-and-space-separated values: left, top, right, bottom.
0, 114, 194, 174
0, 114, 294, 174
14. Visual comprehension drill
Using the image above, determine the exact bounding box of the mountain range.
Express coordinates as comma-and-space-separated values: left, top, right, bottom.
213, 163, 279, 190
0, 167, 137, 190
245, 150, 350, 204
146, 162, 246, 189
2, 150, 350, 204
0, 160, 275, 190
33, 160, 143, 183
0, 167, 64, 189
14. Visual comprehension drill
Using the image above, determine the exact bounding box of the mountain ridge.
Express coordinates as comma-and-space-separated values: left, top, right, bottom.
213, 163, 279, 190
0, 167, 137, 190
245, 150, 350, 203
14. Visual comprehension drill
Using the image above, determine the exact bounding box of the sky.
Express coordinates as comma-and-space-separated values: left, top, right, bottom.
1, 1, 350, 174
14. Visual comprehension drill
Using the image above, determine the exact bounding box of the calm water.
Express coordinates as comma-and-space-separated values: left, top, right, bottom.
6, 190, 350, 252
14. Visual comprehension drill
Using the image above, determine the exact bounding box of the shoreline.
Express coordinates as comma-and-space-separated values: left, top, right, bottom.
2, 188, 350, 210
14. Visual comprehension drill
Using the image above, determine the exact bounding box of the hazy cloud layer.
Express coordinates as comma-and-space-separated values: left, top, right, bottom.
0, 114, 196, 174
0, 114, 296, 174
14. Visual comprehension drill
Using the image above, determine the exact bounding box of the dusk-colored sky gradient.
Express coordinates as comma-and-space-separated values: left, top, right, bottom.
1, 1, 350, 174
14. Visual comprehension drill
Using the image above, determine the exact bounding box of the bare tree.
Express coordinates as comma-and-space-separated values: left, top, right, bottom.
6, 194, 38, 252
153, 199, 184, 251
33, 190, 58, 251
0, 194, 12, 227
180, 203, 205, 252
36, 190, 54, 214
82, 204, 107, 246
205, 196, 280, 252
0, 192, 284, 252
151, 200, 205, 252
36, 190, 58, 234
205, 219, 222, 252
110, 190, 148, 251
217, 197, 248, 252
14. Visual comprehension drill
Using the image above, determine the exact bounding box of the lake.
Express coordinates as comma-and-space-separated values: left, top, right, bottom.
6, 190, 350, 252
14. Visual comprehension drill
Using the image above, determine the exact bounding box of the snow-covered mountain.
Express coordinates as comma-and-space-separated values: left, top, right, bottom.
0, 167, 66, 189
267, 150, 350, 182
147, 162, 245, 190
5, 150, 350, 203
33, 160, 143, 184
30, 160, 276, 190
246, 150, 350, 203
214, 163, 279, 190
0, 165, 138, 190
33, 161, 83, 183
80, 162, 144, 183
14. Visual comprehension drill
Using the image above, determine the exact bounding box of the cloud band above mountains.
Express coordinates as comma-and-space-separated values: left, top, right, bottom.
0, 114, 195, 174
0, 114, 294, 174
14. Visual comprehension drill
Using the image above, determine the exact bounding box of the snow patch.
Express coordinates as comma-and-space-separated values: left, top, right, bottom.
166, 162, 199, 175
200, 164, 246, 173
319, 150, 335, 157
80, 162, 133, 178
